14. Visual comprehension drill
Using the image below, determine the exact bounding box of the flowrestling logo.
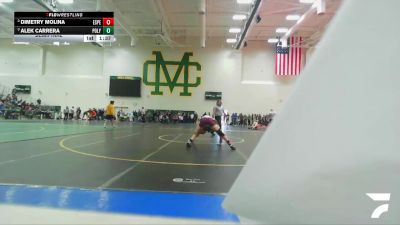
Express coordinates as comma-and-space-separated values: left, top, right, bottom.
366, 193, 391, 219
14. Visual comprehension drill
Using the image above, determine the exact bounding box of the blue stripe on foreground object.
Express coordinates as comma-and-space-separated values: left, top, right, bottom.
0, 184, 239, 222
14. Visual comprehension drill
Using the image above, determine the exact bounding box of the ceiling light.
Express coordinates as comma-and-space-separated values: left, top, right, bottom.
233, 14, 247, 20
53, 42, 60, 46
13, 41, 29, 45
242, 80, 277, 85
286, 14, 301, 21
226, 38, 237, 43
311, 2, 318, 8
0, 0, 13, 2
237, 0, 253, 4
316, 0, 326, 14
57, 0, 73, 4
299, 0, 315, 3
276, 27, 289, 33
285, 29, 292, 37
229, 28, 241, 33
297, 15, 305, 24
267, 38, 279, 43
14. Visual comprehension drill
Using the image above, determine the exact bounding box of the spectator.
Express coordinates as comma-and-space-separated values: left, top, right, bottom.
193, 112, 198, 124
76, 107, 81, 120
140, 107, 146, 122
0, 100, 5, 116
190, 112, 194, 123
63, 106, 69, 120
69, 107, 75, 120
267, 109, 276, 124
97, 108, 104, 120
91, 108, 97, 120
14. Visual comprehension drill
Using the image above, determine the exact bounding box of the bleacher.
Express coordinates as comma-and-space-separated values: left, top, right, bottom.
0, 83, 61, 120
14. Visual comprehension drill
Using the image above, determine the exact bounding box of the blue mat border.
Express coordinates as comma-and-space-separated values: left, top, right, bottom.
0, 184, 239, 222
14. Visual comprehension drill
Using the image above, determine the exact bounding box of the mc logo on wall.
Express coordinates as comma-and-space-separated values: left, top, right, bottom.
143, 51, 201, 96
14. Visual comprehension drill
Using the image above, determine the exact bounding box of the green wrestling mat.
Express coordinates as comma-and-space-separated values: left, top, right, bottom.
0, 121, 106, 143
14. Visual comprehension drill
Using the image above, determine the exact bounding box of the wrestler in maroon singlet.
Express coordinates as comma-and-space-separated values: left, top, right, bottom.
186, 115, 236, 150
199, 115, 217, 131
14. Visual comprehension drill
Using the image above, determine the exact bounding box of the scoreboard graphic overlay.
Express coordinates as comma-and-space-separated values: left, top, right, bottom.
14, 12, 115, 43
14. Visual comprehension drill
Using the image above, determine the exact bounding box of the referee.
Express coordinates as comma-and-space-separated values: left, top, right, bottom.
213, 99, 225, 127
212, 99, 225, 142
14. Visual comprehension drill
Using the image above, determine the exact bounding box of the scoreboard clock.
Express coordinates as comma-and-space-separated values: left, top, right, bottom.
205, 91, 222, 100
14, 85, 31, 94
109, 76, 141, 97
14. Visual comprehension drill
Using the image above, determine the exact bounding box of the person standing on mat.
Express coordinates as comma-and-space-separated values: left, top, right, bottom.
186, 115, 236, 150
104, 100, 116, 128
212, 99, 225, 142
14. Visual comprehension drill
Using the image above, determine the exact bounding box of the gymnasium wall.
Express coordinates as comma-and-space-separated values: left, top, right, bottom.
0, 38, 301, 114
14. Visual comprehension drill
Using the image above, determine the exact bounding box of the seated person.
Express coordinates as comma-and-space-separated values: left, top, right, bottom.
89, 109, 97, 120
119, 111, 129, 121
172, 114, 178, 123
0, 101, 5, 115
249, 120, 266, 130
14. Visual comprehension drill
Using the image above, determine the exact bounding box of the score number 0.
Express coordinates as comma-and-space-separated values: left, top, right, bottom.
102, 18, 114, 34
103, 18, 114, 26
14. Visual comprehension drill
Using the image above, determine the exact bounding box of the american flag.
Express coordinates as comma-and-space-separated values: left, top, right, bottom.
275, 36, 303, 76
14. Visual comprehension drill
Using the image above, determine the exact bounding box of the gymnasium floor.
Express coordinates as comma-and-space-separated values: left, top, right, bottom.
0, 120, 264, 223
